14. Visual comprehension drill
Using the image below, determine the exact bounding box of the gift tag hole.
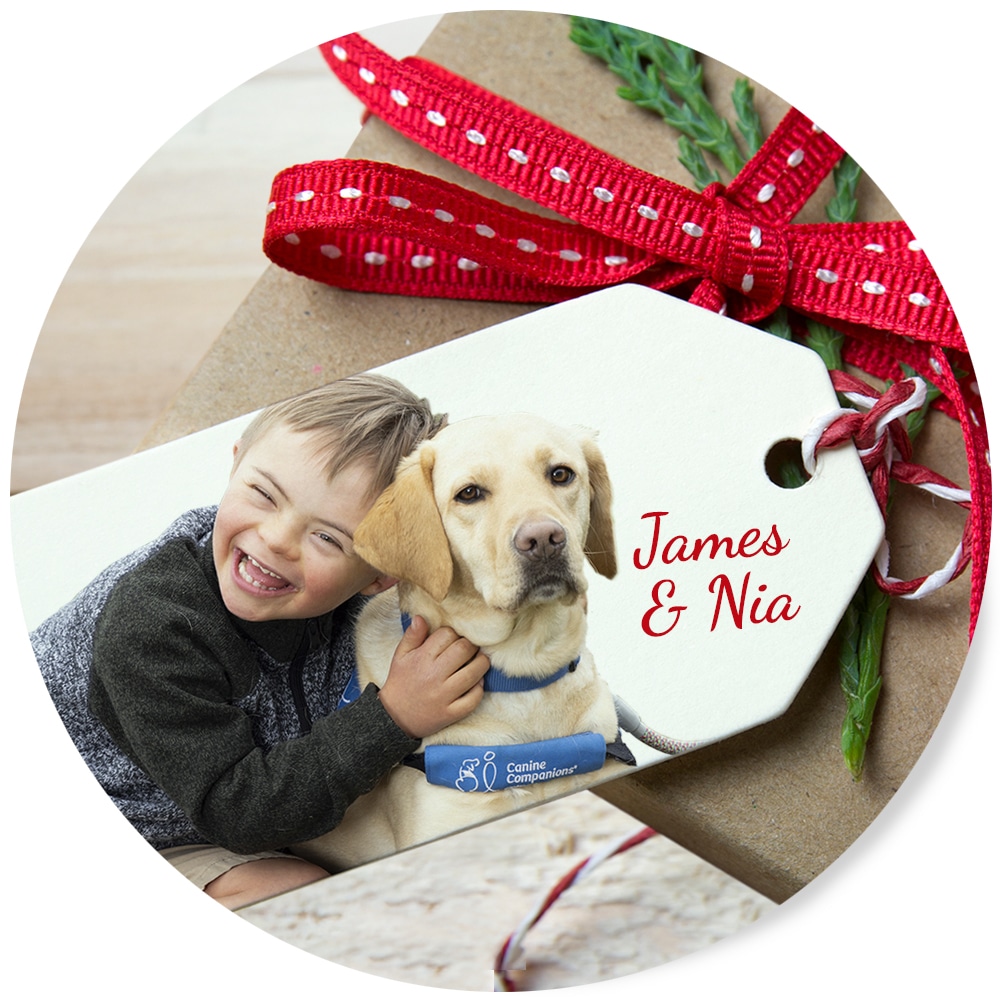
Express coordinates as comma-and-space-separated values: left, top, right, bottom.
764, 438, 811, 489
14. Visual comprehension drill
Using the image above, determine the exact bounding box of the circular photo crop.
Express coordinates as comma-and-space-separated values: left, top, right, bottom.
8, 6, 994, 997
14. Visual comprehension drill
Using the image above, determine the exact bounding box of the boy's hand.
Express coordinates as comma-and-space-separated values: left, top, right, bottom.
378, 616, 490, 739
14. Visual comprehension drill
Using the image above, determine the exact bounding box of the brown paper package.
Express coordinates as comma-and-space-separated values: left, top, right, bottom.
141, 11, 972, 903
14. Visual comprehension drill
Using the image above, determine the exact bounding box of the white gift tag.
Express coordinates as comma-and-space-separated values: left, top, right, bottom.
12, 284, 885, 848
377, 285, 885, 760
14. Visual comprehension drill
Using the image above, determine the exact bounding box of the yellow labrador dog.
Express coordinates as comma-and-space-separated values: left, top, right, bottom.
292, 413, 630, 870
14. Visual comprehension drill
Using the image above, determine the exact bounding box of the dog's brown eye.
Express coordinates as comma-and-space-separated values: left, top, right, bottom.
455, 484, 484, 503
549, 466, 575, 485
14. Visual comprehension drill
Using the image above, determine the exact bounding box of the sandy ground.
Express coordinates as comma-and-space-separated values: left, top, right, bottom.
241, 791, 775, 991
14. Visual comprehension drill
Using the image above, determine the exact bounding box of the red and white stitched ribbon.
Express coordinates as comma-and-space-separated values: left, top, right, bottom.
262, 32, 990, 637
268, 35, 959, 343
803, 372, 972, 598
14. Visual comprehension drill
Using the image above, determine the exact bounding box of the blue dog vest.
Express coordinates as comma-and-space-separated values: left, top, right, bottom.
423, 733, 607, 792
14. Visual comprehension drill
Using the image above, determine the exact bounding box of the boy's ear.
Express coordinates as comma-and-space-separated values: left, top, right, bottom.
359, 573, 399, 597
353, 446, 453, 602
230, 439, 243, 470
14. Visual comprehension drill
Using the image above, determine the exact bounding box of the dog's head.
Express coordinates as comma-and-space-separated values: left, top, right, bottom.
353, 413, 616, 610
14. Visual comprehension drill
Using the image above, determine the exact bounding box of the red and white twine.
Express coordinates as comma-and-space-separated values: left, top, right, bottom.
804, 371, 972, 598
493, 825, 659, 991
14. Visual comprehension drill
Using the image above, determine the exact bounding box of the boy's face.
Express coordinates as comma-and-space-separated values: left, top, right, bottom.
212, 424, 395, 622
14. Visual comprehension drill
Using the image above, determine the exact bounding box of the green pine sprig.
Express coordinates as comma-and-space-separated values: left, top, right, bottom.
837, 574, 889, 779
731, 78, 764, 156
900, 362, 943, 440
767, 306, 793, 341
676, 135, 720, 189
569, 17, 750, 186
803, 320, 846, 372
826, 154, 861, 225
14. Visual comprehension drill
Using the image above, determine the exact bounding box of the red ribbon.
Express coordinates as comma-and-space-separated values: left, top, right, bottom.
263, 33, 990, 638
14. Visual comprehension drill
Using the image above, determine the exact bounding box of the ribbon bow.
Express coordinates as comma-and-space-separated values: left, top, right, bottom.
263, 32, 989, 637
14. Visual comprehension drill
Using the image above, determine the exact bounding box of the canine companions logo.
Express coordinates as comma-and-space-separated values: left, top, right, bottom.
424, 733, 608, 792
455, 752, 498, 792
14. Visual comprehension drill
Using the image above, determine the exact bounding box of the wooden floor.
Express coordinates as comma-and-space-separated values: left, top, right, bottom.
10, 19, 439, 495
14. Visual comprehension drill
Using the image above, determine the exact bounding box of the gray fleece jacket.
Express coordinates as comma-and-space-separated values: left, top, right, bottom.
31, 507, 418, 853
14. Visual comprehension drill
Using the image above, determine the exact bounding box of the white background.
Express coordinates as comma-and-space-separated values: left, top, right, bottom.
4, 2, 996, 996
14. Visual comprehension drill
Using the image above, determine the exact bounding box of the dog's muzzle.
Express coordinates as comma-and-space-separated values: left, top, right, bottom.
512, 518, 577, 603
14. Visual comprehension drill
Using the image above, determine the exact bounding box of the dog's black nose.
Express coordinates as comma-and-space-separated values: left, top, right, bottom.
514, 519, 567, 560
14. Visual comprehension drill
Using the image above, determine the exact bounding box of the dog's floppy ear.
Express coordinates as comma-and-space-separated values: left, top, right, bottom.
579, 435, 617, 579
353, 445, 453, 601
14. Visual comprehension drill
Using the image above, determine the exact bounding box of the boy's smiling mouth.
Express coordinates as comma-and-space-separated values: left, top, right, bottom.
234, 549, 296, 594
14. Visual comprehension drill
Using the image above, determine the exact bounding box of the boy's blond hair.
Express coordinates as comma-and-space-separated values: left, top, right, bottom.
237, 374, 446, 500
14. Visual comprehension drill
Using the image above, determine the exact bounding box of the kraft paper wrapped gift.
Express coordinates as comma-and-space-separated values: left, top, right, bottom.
139, 10, 972, 902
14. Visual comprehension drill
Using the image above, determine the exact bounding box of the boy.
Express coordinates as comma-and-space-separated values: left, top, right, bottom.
31, 374, 489, 909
